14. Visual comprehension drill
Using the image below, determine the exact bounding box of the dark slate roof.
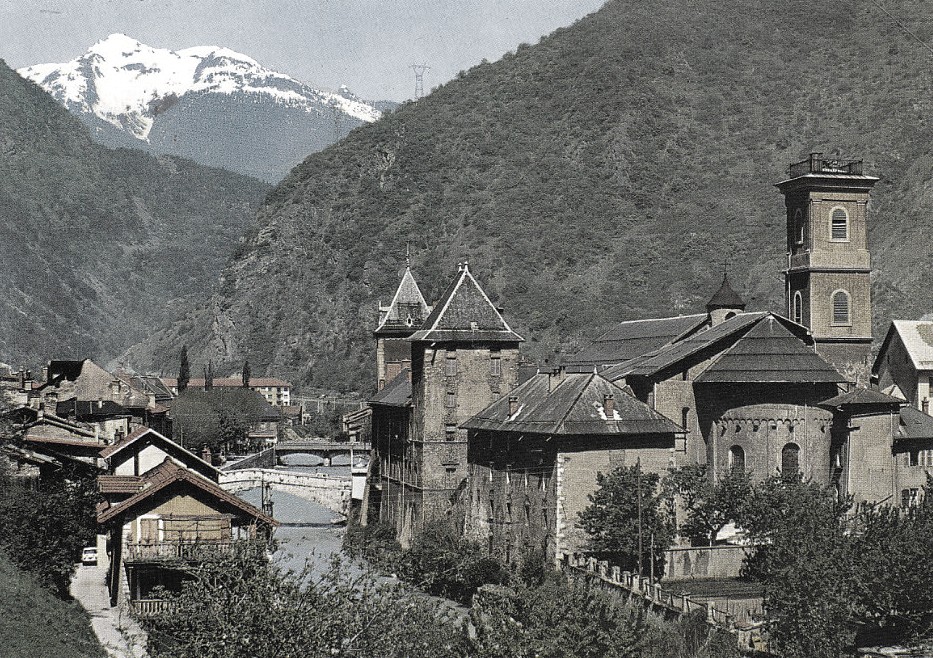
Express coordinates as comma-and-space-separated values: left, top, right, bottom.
707, 274, 746, 310
375, 267, 432, 336
57, 399, 127, 418
462, 372, 684, 436
603, 312, 767, 380
563, 314, 708, 372
696, 315, 844, 383
408, 263, 523, 343
369, 369, 412, 407
896, 406, 933, 440
820, 387, 904, 408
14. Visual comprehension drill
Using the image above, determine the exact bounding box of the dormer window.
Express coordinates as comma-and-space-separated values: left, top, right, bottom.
830, 207, 849, 241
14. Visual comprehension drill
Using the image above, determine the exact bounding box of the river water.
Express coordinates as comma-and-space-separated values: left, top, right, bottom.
236, 453, 352, 574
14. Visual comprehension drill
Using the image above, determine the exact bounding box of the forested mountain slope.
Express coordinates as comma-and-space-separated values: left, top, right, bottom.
0, 59, 269, 366
126, 0, 933, 392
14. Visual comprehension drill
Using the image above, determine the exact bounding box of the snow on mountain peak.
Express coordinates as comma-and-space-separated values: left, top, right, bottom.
18, 35, 380, 140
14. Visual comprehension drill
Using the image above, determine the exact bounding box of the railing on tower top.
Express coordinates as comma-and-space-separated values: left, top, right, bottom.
789, 153, 863, 178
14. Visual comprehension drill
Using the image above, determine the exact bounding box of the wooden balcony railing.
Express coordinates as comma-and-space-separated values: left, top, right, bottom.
131, 598, 171, 617
124, 539, 236, 562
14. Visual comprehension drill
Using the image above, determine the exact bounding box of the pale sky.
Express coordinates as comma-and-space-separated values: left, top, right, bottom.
0, 0, 606, 101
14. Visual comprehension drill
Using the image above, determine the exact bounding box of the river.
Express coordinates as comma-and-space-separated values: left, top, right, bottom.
235, 453, 352, 574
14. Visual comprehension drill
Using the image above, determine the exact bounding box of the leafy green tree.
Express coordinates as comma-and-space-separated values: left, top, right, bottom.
668, 464, 752, 545
849, 475, 933, 646
0, 469, 98, 597
738, 475, 855, 658
400, 519, 509, 603
217, 407, 249, 454
578, 463, 674, 578
146, 548, 468, 658
177, 345, 190, 393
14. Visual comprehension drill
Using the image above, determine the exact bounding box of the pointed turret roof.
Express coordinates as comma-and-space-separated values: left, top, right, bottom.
408, 263, 523, 343
375, 266, 431, 336
706, 274, 746, 311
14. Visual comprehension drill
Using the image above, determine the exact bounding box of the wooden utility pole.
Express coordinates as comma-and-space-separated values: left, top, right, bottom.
637, 457, 643, 579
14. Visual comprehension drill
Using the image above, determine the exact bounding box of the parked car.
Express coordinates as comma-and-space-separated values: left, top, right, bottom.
81, 546, 98, 566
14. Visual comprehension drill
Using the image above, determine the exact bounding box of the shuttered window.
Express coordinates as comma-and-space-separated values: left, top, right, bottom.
832, 290, 850, 325
831, 208, 848, 240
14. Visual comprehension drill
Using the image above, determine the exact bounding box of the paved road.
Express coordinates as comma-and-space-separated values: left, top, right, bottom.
70, 562, 148, 658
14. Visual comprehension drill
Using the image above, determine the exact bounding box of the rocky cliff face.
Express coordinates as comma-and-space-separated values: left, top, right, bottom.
124, 0, 933, 392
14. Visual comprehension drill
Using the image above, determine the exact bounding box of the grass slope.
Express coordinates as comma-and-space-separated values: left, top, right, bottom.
129, 0, 933, 392
0, 551, 105, 658
0, 59, 269, 368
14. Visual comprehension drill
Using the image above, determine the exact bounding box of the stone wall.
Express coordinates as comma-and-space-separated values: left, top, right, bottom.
663, 545, 750, 581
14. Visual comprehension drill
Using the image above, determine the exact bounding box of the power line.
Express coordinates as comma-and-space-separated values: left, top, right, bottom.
868, 0, 933, 57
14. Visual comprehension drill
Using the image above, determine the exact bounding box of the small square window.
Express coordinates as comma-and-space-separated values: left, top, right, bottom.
445, 424, 457, 441
445, 392, 456, 408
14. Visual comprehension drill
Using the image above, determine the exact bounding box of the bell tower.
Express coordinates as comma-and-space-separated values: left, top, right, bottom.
777, 153, 878, 383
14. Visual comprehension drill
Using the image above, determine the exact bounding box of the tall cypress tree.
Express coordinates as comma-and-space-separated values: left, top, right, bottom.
204, 360, 214, 391
242, 360, 251, 388
178, 345, 190, 393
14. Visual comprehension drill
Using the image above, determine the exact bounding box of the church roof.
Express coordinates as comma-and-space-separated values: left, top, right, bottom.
706, 274, 746, 310
820, 387, 904, 408
696, 315, 844, 383
408, 263, 523, 343
375, 267, 431, 336
369, 369, 412, 407
563, 314, 707, 372
896, 406, 933, 441
604, 312, 766, 380
462, 372, 683, 437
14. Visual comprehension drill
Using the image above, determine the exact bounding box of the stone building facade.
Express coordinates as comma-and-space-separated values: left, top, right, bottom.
369, 263, 522, 545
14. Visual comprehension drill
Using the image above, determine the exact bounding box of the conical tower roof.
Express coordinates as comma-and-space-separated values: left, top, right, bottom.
706, 274, 746, 311
409, 262, 523, 343
375, 266, 431, 336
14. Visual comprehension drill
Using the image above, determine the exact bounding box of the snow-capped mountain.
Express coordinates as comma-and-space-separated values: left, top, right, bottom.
18, 34, 384, 181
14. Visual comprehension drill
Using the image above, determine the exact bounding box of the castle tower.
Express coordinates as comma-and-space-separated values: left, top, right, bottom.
403, 262, 523, 538
374, 265, 431, 390
776, 153, 878, 381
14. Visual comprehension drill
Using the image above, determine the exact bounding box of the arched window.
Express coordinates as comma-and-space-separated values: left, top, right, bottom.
794, 208, 804, 245
832, 290, 850, 325
729, 445, 745, 473
782, 443, 800, 475
793, 291, 803, 325
830, 207, 849, 241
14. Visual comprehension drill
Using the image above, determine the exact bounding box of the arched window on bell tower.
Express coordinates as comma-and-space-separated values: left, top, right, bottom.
794, 208, 805, 246
830, 207, 849, 241
793, 291, 803, 325
832, 289, 850, 326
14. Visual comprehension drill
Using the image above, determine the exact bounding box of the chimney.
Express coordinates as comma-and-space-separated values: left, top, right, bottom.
924, 398, 930, 415
508, 395, 519, 417
97, 398, 104, 409
201, 444, 212, 464
41, 366, 49, 383
604, 394, 615, 417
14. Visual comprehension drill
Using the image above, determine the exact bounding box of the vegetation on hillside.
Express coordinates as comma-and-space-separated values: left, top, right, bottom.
148, 538, 738, 657
0, 59, 269, 367
0, 550, 105, 658
129, 0, 933, 393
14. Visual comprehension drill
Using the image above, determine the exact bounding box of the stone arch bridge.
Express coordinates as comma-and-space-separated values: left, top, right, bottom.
219, 468, 351, 516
